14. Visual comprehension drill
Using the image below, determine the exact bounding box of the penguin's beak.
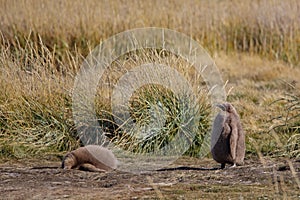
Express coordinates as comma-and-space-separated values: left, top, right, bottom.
216, 103, 226, 111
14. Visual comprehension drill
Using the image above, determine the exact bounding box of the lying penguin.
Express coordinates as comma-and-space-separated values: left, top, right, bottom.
62, 145, 117, 172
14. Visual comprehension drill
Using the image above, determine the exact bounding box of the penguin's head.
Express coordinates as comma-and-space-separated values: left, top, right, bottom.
62, 152, 77, 169
216, 102, 234, 113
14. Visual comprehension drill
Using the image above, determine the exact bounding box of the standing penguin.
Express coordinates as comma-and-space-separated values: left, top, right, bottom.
210, 102, 245, 169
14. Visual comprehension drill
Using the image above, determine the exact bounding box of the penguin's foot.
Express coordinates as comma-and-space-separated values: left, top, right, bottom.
230, 163, 237, 168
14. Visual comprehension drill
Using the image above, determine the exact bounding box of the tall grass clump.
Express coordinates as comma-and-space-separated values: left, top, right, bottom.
110, 85, 211, 157
0, 34, 79, 158
82, 49, 212, 157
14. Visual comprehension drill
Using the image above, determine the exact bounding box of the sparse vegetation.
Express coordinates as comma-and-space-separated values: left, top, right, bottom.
270, 94, 300, 158
0, 0, 300, 159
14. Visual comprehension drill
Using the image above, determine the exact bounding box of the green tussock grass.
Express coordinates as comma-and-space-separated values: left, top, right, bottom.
79, 49, 212, 157
110, 84, 211, 157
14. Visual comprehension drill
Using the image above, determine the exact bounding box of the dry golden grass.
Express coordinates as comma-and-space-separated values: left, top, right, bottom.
0, 36, 78, 156
1, 0, 300, 64
0, 0, 299, 158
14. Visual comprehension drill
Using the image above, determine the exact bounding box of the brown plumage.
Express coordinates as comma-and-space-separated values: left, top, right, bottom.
210, 102, 245, 169
62, 145, 118, 172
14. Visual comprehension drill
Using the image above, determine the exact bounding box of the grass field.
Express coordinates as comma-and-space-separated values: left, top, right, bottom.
0, 0, 299, 160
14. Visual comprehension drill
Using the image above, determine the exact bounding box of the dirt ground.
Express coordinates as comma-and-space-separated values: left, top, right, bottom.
0, 156, 299, 200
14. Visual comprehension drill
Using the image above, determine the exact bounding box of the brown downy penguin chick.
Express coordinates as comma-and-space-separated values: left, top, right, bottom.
62, 145, 118, 172
210, 102, 245, 169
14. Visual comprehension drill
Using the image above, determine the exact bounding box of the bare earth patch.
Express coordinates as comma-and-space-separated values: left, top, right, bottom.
1, 157, 299, 199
